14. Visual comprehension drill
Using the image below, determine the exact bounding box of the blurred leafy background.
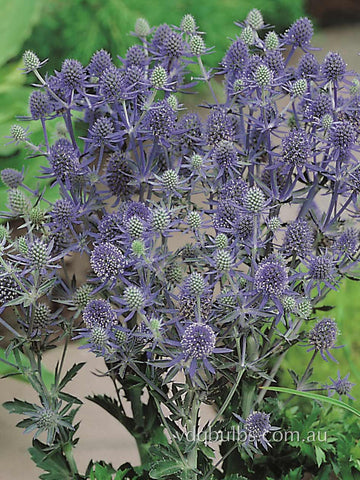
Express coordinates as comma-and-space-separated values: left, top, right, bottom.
1, 0, 359, 404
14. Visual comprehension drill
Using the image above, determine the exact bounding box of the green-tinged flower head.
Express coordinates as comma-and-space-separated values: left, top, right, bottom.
91, 325, 109, 348
350, 78, 360, 95
10, 124, 27, 143
73, 284, 93, 310
8, 188, 31, 215
321, 113, 333, 131
151, 65, 167, 89
292, 78, 307, 97
244, 186, 265, 213
162, 169, 179, 191
124, 286, 145, 310
181, 14, 196, 33
190, 35, 205, 56
114, 328, 127, 344
33, 304, 52, 328
255, 64, 272, 88
297, 298, 313, 319
215, 233, 228, 249
268, 216, 281, 232
265, 31, 279, 50
17, 236, 28, 255
216, 249, 232, 272
241, 25, 254, 45
167, 94, 179, 111
30, 206, 46, 227
282, 295, 297, 313
131, 239, 145, 257
188, 272, 205, 296
128, 215, 144, 239
247, 8, 264, 30
23, 50, 41, 72
151, 207, 170, 232
233, 78, 244, 94
0, 225, 10, 242
135, 18, 150, 37
190, 153, 203, 170
187, 211, 201, 230
165, 263, 183, 285
37, 408, 58, 429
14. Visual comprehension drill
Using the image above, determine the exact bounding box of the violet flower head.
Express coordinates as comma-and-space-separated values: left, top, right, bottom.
222, 38, 249, 74
145, 100, 176, 138
307, 317, 339, 361
297, 52, 319, 78
99, 66, 126, 102
282, 128, 311, 168
282, 219, 313, 257
234, 411, 279, 450
254, 255, 288, 297
48, 138, 80, 181
181, 323, 216, 361
321, 52, 346, 82
283, 17, 313, 49
106, 151, 135, 200
83, 299, 117, 329
88, 49, 113, 77
60, 58, 86, 93
1, 168, 24, 189
325, 371, 355, 400
90, 243, 125, 282
29, 90, 53, 120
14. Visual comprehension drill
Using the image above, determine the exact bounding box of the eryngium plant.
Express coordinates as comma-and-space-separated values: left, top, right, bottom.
1, 9, 359, 479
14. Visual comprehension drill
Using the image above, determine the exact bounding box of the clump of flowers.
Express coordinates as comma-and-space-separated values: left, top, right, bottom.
0, 9, 358, 480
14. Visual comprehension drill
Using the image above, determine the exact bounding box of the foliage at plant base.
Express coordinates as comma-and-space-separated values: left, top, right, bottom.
0, 8, 359, 480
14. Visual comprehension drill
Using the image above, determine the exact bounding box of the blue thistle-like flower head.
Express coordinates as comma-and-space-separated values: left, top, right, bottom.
307, 317, 339, 361
206, 110, 236, 144
308, 252, 335, 281
29, 90, 53, 120
322, 52, 346, 82
282, 128, 311, 168
222, 38, 249, 74
48, 138, 80, 181
297, 53, 319, 78
282, 219, 313, 257
90, 243, 125, 282
51, 198, 77, 228
99, 66, 126, 102
234, 411, 279, 450
325, 371, 355, 400
254, 255, 288, 297
334, 228, 358, 257
145, 100, 176, 138
283, 17, 313, 48
83, 299, 117, 328
60, 58, 85, 93
329, 120, 356, 155
88, 117, 114, 146
1, 168, 24, 189
106, 151, 135, 199
181, 323, 216, 360
88, 49, 113, 77
125, 45, 146, 68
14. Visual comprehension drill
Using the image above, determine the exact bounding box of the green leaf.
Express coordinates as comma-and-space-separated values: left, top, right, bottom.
58, 362, 85, 391
315, 445, 326, 467
261, 386, 360, 418
0, 0, 43, 66
3, 397, 37, 415
149, 460, 183, 479
0, 347, 54, 388
29, 439, 72, 480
